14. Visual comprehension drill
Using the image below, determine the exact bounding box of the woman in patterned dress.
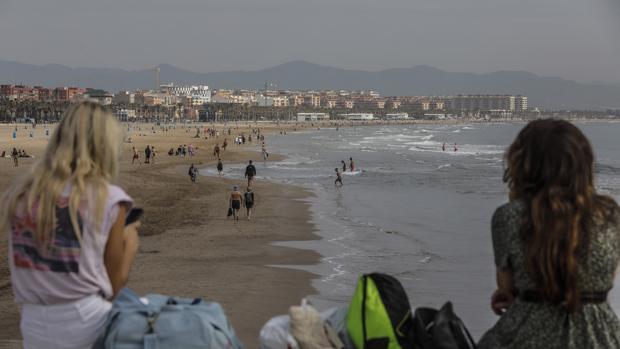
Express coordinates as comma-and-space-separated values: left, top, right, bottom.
478, 119, 620, 348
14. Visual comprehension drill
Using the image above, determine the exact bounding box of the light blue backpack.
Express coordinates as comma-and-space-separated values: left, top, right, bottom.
95, 288, 245, 349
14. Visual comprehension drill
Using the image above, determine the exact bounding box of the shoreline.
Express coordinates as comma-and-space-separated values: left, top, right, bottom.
0, 124, 321, 346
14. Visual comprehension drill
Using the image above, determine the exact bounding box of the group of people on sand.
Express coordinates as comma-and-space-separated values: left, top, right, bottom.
3, 100, 620, 349
227, 160, 258, 220
168, 144, 194, 157
335, 157, 355, 186
131, 145, 156, 165
2, 148, 31, 167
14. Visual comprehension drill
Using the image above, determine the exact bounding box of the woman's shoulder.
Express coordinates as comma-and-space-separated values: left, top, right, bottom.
105, 184, 133, 206
493, 200, 526, 225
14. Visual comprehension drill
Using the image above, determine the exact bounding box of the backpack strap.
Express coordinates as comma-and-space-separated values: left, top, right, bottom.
361, 275, 368, 348
143, 312, 161, 349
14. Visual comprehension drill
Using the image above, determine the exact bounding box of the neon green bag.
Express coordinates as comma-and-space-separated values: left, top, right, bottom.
346, 273, 414, 349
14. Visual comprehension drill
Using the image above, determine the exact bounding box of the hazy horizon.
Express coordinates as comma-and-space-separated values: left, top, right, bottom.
1, 0, 619, 84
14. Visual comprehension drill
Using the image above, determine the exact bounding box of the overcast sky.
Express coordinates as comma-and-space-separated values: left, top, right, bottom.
1, 0, 619, 84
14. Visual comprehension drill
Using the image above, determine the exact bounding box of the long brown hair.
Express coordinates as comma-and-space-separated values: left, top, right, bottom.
504, 119, 617, 312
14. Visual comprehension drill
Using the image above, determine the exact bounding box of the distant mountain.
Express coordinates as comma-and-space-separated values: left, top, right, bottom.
1, 59, 619, 110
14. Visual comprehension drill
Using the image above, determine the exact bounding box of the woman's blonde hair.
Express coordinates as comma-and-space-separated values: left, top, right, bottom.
1, 101, 123, 249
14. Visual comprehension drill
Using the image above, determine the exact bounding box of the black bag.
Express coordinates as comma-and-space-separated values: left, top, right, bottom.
347, 273, 415, 349
227, 207, 233, 217
412, 302, 476, 349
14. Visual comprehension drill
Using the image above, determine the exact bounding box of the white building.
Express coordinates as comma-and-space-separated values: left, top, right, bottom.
450, 95, 517, 112
515, 95, 528, 113
385, 113, 409, 120
115, 108, 136, 120
297, 112, 330, 122
161, 84, 211, 103
340, 113, 374, 121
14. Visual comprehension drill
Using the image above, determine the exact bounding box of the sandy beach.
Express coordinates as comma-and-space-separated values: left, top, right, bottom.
0, 122, 320, 347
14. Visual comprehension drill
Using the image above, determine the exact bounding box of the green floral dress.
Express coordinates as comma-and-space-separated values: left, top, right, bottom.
478, 201, 620, 349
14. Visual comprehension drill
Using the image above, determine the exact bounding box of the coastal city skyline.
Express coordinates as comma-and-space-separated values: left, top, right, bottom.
0, 81, 532, 122
2, 1, 620, 348
0, 0, 619, 84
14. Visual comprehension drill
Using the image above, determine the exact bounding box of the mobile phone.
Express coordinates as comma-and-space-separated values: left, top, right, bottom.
125, 208, 144, 226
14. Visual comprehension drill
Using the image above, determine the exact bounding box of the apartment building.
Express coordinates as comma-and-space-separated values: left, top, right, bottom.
514, 95, 528, 113
303, 95, 321, 108
451, 95, 516, 111
289, 95, 305, 107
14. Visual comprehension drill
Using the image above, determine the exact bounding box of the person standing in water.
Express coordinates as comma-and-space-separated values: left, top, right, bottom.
349, 157, 355, 172
229, 185, 243, 220
341, 160, 347, 172
217, 159, 223, 177
454, 143, 458, 152
442, 142, 446, 151
335, 168, 343, 187
244, 187, 255, 220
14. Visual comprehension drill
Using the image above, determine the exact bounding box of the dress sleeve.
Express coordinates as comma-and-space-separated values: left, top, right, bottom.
491, 204, 512, 270
102, 185, 134, 237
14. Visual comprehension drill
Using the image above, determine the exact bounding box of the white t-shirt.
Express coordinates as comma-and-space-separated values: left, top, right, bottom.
8, 184, 133, 305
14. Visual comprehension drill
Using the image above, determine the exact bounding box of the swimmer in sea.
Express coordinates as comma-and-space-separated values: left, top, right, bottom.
341, 160, 347, 172
454, 143, 458, 152
349, 157, 355, 172
442, 142, 446, 151
335, 168, 343, 187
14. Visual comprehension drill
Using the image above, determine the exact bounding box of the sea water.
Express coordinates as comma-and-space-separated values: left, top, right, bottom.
201, 122, 620, 338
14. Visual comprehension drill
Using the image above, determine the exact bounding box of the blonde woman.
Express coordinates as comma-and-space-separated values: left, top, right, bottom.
1, 101, 140, 349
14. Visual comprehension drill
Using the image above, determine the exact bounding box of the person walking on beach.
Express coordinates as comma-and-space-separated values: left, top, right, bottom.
1, 101, 140, 349
478, 119, 620, 349
151, 146, 156, 164
11, 147, 19, 167
341, 160, 347, 172
145, 145, 151, 164
214, 143, 220, 158
349, 157, 355, 172
335, 168, 343, 187
244, 187, 255, 220
188, 164, 198, 183
132, 147, 141, 165
245, 160, 257, 187
229, 185, 243, 220
222, 138, 228, 151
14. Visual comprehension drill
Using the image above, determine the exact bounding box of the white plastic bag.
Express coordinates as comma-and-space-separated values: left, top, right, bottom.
259, 314, 300, 349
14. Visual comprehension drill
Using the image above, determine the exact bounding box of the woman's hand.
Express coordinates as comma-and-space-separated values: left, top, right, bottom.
491, 288, 514, 315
